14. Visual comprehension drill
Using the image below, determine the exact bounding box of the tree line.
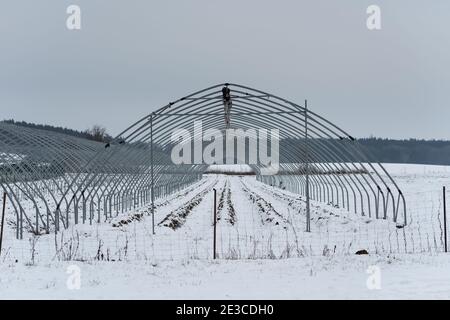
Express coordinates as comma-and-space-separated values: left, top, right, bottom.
2, 119, 112, 143
3, 119, 450, 165
358, 137, 450, 165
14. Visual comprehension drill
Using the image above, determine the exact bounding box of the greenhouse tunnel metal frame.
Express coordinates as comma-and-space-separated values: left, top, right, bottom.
0, 83, 407, 239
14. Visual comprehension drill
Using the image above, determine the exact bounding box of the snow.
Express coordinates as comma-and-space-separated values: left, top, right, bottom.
1, 253, 450, 299
205, 164, 255, 174
1, 163, 450, 299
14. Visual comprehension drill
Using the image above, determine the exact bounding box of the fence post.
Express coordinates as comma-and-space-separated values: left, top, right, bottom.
213, 188, 217, 259
444, 186, 447, 253
150, 113, 155, 235
304, 99, 311, 232
0, 192, 7, 257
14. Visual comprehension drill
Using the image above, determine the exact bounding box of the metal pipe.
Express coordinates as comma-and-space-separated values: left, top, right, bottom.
444, 186, 447, 253
0, 192, 6, 256
213, 188, 217, 259
305, 100, 311, 232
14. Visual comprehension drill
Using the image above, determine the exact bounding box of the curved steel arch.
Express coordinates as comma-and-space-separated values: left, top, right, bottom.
58, 83, 406, 231
0, 83, 407, 238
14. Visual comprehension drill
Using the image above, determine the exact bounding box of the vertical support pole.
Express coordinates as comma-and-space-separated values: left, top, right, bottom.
35, 206, 39, 235
97, 199, 101, 224
16, 206, 19, 239
444, 186, 447, 253
74, 195, 78, 225
305, 100, 311, 232
150, 113, 155, 235
46, 209, 49, 234
55, 205, 60, 234
0, 192, 7, 256
20, 207, 23, 239
213, 188, 217, 259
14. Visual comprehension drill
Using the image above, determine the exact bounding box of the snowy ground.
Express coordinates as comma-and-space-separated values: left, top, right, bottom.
1, 163, 450, 299
1, 253, 450, 299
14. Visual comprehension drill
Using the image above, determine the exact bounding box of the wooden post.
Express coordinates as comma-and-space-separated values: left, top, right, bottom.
0, 192, 7, 256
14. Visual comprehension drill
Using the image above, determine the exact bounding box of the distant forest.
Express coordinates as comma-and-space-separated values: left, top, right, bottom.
2, 119, 450, 165
2, 119, 112, 143
358, 138, 450, 165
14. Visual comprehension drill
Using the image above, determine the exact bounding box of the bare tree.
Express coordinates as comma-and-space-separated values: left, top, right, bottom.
85, 125, 109, 142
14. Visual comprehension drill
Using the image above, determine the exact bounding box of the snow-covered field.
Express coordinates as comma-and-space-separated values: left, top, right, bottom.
1, 253, 450, 299
0, 163, 450, 299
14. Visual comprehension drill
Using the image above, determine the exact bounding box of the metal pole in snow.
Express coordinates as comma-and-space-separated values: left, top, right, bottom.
151, 113, 155, 235
213, 188, 217, 259
444, 186, 447, 253
305, 100, 311, 232
0, 192, 7, 256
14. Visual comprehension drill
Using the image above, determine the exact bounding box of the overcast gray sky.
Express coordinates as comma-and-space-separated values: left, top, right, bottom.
0, 1, 449, 139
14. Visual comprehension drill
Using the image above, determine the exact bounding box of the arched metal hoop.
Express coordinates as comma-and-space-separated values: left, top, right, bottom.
0, 83, 407, 238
